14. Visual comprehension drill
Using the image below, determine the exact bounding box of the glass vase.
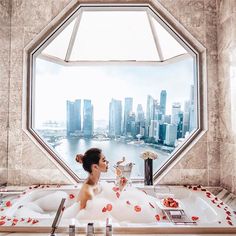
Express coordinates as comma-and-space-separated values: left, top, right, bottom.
144, 158, 153, 185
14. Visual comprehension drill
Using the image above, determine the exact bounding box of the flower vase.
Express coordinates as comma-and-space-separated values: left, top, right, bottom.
144, 158, 153, 185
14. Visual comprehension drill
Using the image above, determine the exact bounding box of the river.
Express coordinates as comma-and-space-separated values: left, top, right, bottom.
55, 138, 170, 179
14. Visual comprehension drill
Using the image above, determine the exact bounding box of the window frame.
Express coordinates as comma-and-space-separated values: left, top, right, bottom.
24, 2, 206, 183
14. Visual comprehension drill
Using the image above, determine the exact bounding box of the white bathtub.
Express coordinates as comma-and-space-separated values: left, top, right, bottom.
0, 184, 235, 234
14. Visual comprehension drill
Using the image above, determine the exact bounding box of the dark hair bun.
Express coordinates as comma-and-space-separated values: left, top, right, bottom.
76, 154, 84, 164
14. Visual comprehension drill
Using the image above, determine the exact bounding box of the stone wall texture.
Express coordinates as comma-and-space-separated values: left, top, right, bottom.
0, 0, 230, 189
0, 0, 11, 185
217, 0, 236, 194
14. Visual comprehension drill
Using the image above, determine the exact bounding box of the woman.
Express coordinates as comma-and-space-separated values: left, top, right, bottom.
75, 148, 109, 209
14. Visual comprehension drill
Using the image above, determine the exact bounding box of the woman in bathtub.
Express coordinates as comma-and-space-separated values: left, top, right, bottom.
75, 148, 109, 209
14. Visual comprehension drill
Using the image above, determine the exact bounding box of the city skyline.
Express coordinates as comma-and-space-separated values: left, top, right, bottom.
65, 88, 195, 147
34, 57, 195, 128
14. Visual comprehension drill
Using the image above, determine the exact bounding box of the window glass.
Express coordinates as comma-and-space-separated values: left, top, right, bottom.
32, 7, 198, 180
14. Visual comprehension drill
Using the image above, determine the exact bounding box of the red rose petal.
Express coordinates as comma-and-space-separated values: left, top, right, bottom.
155, 214, 160, 221
126, 200, 131, 205
32, 219, 39, 224
112, 187, 119, 192
134, 205, 141, 212
69, 194, 75, 199
162, 215, 167, 220
191, 216, 199, 221
0, 221, 5, 226
5, 201, 11, 207
106, 204, 112, 211
0, 216, 6, 220
228, 221, 233, 226
116, 192, 120, 198
102, 207, 107, 213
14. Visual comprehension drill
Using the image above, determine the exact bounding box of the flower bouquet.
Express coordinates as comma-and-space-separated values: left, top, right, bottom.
140, 150, 158, 185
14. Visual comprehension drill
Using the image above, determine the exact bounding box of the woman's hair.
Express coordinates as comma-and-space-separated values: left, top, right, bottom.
75, 148, 102, 173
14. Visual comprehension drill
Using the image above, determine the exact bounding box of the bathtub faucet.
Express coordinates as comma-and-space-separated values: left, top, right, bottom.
50, 198, 66, 236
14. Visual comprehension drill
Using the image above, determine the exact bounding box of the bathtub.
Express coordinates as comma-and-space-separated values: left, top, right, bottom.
0, 184, 235, 234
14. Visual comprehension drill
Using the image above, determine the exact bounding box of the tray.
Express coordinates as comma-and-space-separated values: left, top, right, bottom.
156, 198, 183, 210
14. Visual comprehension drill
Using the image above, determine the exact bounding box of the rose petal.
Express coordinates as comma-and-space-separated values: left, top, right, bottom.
5, 201, 11, 207
126, 200, 131, 205
69, 194, 75, 199
191, 216, 199, 221
155, 214, 160, 221
106, 204, 112, 211
0, 221, 5, 226
116, 192, 120, 198
102, 207, 107, 213
134, 205, 141, 212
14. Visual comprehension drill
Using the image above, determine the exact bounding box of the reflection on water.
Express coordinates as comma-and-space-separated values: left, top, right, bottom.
55, 138, 170, 179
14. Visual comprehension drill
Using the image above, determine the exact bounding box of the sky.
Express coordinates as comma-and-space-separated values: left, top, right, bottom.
34, 57, 195, 128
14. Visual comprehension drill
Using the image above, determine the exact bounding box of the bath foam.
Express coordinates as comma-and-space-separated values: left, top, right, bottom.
76, 182, 162, 223
7, 183, 162, 224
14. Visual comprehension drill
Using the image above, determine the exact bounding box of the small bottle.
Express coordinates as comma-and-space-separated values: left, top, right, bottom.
105, 224, 112, 236
69, 218, 75, 236
87, 222, 94, 236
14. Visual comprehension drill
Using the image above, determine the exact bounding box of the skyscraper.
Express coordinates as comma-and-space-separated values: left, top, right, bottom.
160, 90, 167, 115
146, 95, 154, 125
165, 124, 177, 146
136, 104, 144, 122
183, 101, 190, 137
189, 85, 195, 132
123, 97, 133, 135
109, 99, 122, 137
171, 102, 181, 125
83, 99, 93, 137
66, 99, 81, 137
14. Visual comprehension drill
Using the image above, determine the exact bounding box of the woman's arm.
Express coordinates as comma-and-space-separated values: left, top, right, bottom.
79, 186, 92, 209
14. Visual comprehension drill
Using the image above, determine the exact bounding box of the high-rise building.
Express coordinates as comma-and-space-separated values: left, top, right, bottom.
109, 99, 122, 137
83, 99, 93, 137
66, 99, 81, 137
177, 112, 183, 138
136, 104, 144, 122
160, 90, 167, 115
149, 120, 159, 140
183, 101, 190, 137
189, 85, 195, 132
171, 102, 181, 125
146, 95, 154, 125
126, 112, 135, 135
159, 123, 167, 144
165, 124, 177, 146
123, 97, 133, 135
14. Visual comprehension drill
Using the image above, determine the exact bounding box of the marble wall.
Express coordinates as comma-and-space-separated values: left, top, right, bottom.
0, 0, 221, 186
217, 0, 236, 195
0, 0, 11, 185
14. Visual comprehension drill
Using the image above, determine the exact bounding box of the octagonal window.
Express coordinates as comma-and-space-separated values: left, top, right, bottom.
28, 5, 199, 181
